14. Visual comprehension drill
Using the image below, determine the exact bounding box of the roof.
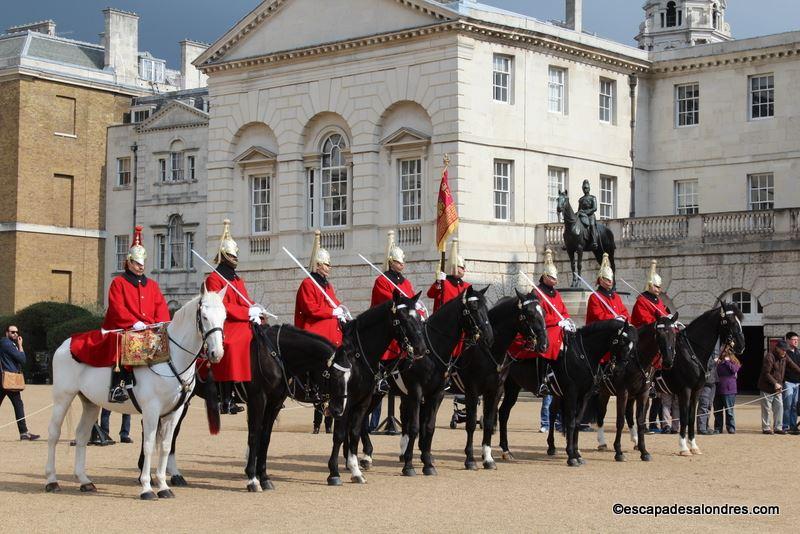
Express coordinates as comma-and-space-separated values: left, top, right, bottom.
0, 31, 105, 71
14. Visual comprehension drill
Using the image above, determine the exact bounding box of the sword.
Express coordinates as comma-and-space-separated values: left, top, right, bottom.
519, 271, 566, 322
574, 273, 624, 320
357, 253, 430, 318
190, 249, 278, 319
282, 247, 352, 321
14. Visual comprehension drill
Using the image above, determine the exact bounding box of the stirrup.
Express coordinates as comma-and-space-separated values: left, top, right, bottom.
537, 383, 551, 397
108, 385, 128, 404
376, 378, 390, 394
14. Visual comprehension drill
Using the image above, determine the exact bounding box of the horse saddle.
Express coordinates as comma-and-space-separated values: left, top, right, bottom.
120, 327, 170, 367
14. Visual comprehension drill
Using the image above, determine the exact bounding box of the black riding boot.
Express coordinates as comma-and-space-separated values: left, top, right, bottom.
108, 369, 130, 403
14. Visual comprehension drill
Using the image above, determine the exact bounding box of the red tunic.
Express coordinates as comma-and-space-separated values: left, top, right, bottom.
426, 277, 471, 313
508, 285, 569, 361
71, 274, 170, 367
294, 276, 342, 347
371, 272, 416, 361
630, 293, 669, 328
205, 272, 252, 382
585, 289, 630, 364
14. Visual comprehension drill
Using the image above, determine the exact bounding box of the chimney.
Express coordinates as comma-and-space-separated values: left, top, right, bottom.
566, 0, 582, 33
6, 20, 56, 36
180, 40, 209, 90
103, 8, 139, 81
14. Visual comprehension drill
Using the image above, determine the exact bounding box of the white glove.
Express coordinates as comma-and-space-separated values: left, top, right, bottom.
614, 316, 626, 322
248, 306, 261, 324
332, 306, 345, 319
132, 321, 146, 331
436, 271, 446, 282
558, 319, 576, 332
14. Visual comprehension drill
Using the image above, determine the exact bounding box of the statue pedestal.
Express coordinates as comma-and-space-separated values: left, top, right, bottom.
557, 288, 632, 327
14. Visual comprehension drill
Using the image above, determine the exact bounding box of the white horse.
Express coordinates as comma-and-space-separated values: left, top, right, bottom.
45, 286, 227, 499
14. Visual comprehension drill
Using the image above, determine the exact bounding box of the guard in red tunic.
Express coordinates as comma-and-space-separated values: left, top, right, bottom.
508, 248, 575, 361
585, 253, 630, 324
631, 260, 670, 328
72, 225, 170, 403
205, 219, 262, 415
427, 238, 471, 313
294, 230, 344, 347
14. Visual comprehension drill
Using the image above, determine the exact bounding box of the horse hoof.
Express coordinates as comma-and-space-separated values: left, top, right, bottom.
170, 475, 188, 487
577, 457, 586, 465
79, 483, 97, 493
260, 479, 275, 491
351, 475, 367, 484
567, 458, 580, 467
45, 482, 61, 493
501, 451, 514, 461
140, 491, 158, 501
691, 448, 702, 455
641, 453, 652, 462
402, 467, 417, 477
247, 482, 261, 493
327, 476, 342, 486
546, 448, 556, 456
359, 459, 372, 471
614, 454, 626, 462
465, 462, 478, 471
597, 444, 608, 451
423, 466, 437, 476
157, 489, 175, 499
483, 461, 497, 470
679, 450, 692, 457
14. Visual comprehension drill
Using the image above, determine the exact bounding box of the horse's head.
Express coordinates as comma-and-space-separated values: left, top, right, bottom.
556, 190, 568, 215
199, 284, 227, 363
609, 319, 637, 364
718, 301, 746, 356
320, 349, 351, 419
653, 312, 679, 370
391, 290, 428, 359
514, 288, 548, 353
462, 285, 494, 347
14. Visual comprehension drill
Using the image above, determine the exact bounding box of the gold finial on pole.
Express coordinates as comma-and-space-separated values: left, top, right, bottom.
443, 153, 450, 167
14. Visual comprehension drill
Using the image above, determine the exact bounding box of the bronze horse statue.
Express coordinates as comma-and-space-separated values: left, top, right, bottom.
556, 190, 617, 287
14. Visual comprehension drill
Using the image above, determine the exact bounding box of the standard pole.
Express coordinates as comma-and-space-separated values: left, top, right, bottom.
131, 142, 138, 227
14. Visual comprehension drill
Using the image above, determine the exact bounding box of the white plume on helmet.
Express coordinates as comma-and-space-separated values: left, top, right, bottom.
214, 218, 239, 263
127, 225, 147, 265
645, 259, 662, 291
542, 248, 558, 282
308, 229, 331, 270
597, 252, 614, 281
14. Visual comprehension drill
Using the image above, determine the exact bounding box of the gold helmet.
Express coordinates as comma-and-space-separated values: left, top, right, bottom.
214, 218, 239, 264
645, 259, 662, 292
448, 239, 464, 276
308, 229, 331, 271
597, 253, 614, 281
127, 225, 147, 265
542, 248, 558, 282
383, 230, 405, 270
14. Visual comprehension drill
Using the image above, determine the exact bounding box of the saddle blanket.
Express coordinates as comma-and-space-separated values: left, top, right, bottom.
71, 327, 170, 368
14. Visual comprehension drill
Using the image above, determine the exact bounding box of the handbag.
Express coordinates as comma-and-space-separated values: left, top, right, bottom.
0, 360, 25, 392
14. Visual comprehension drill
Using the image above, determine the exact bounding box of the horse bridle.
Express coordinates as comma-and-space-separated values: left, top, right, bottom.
391, 302, 422, 358
461, 293, 488, 345
517, 296, 545, 349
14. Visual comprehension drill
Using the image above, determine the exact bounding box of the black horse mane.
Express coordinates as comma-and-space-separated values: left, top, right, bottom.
342, 300, 393, 335
579, 319, 625, 336
253, 323, 337, 374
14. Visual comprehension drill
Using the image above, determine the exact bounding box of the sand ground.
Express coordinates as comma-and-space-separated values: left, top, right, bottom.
0, 385, 796, 533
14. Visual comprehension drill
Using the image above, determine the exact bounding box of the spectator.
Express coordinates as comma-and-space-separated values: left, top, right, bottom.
646, 396, 662, 434
697, 351, 719, 435
714, 345, 741, 434
659, 391, 679, 434
758, 339, 800, 434
540, 394, 562, 433
100, 409, 132, 444
0, 325, 40, 441
782, 332, 800, 434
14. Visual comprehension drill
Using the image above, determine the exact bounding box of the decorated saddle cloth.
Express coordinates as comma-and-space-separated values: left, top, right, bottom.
71, 327, 170, 368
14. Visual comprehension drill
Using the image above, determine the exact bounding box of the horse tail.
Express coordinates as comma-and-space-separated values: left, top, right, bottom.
202, 369, 221, 435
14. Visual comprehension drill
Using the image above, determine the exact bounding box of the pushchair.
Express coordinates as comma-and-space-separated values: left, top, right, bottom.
449, 394, 482, 429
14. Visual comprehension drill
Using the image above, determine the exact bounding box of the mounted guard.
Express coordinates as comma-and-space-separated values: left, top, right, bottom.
427, 238, 471, 313
630, 260, 670, 327
294, 230, 344, 347
585, 254, 629, 324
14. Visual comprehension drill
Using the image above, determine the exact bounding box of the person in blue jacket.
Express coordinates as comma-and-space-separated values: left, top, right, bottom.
0, 325, 39, 440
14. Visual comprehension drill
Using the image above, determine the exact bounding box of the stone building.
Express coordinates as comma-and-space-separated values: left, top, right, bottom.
0, 9, 206, 314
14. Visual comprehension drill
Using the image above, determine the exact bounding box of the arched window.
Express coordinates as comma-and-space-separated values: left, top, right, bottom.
727, 290, 763, 327
666, 1, 677, 27
320, 134, 348, 227
156, 215, 194, 271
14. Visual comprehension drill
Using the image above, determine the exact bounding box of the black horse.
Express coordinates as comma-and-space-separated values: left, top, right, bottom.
595, 314, 679, 462
498, 319, 636, 466
326, 290, 427, 486
455, 290, 547, 470
662, 302, 745, 456
556, 190, 616, 287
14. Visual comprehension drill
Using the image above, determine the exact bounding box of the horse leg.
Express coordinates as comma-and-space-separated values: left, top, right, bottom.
564, 393, 581, 467
139, 408, 160, 500
677, 389, 692, 456
480, 386, 502, 470
688, 389, 702, 455
613, 391, 627, 462
463, 391, 479, 470
346, 402, 370, 484
626, 397, 638, 447
398, 395, 410, 463
327, 416, 346, 486
546, 396, 558, 456
596, 391, 609, 451
167, 400, 190, 486
498, 378, 520, 459
45, 388, 76, 492
73, 396, 101, 492
569, 251, 578, 288
636, 394, 652, 461
153, 410, 181, 498
257, 402, 282, 490
401, 394, 421, 476
360, 394, 381, 470
245, 392, 267, 492
420, 390, 446, 475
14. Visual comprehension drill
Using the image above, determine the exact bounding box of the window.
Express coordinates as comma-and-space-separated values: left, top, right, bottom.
159, 159, 167, 182
548, 67, 567, 114
139, 58, 165, 83
307, 168, 316, 228
674, 180, 699, 215
676, 83, 699, 126
133, 109, 150, 123
599, 79, 615, 123
599, 175, 616, 219
251, 175, 271, 233
156, 216, 194, 270
749, 75, 774, 120
114, 235, 129, 272
50, 270, 72, 303
52, 174, 74, 227
493, 54, 512, 103
748, 173, 774, 211
666, 1, 677, 27
170, 152, 183, 181
399, 159, 422, 222
493, 160, 512, 221
547, 167, 566, 223
320, 134, 348, 227
116, 157, 131, 187
53, 96, 76, 135
187, 155, 196, 181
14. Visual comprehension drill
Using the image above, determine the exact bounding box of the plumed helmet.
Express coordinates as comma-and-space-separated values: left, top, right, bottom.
597, 252, 614, 281
128, 225, 147, 265
645, 259, 662, 291
542, 248, 558, 282
447, 239, 464, 276
214, 218, 239, 263
383, 230, 405, 270
308, 230, 331, 270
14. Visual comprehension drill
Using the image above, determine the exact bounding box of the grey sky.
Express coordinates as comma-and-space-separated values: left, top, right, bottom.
2, 1, 798, 68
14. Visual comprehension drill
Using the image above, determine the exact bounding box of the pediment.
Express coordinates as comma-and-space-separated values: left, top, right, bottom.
196, 0, 457, 67
138, 101, 208, 132
234, 146, 277, 165
381, 127, 431, 148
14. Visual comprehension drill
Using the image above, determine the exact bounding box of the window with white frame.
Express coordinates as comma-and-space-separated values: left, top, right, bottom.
159, 158, 167, 182
320, 134, 348, 227
493, 54, 512, 103
599, 79, 615, 123
306, 168, 316, 229
116, 157, 131, 187
399, 159, 422, 222
674, 180, 699, 214
729, 290, 763, 316
599, 175, 616, 219
139, 58, 165, 83
170, 152, 183, 181
548, 67, 566, 114
251, 175, 271, 233
133, 109, 150, 123
155, 215, 194, 271
749, 75, 774, 120
493, 160, 512, 221
748, 173, 774, 211
547, 167, 566, 223
114, 235, 129, 272
676, 83, 699, 126
187, 155, 196, 181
